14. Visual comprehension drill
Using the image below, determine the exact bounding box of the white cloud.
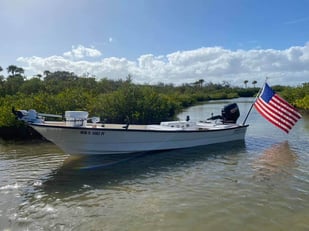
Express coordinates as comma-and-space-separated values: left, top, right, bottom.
17, 43, 309, 86
63, 45, 102, 59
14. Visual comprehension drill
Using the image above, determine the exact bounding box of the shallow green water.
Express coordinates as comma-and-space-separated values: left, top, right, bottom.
1, 99, 308, 230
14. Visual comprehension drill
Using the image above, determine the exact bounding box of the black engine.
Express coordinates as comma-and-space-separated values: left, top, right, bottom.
221, 103, 240, 123
207, 103, 240, 124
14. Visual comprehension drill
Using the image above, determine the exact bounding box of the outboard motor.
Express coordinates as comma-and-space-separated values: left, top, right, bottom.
221, 103, 240, 123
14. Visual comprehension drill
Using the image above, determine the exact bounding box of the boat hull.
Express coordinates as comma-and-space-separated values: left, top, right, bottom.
30, 124, 248, 155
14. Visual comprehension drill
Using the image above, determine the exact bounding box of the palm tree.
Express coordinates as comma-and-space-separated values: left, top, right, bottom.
244, 80, 248, 88
16, 67, 24, 76
194, 79, 205, 88
0, 66, 3, 73
7, 65, 18, 76
252, 80, 257, 88
43, 70, 51, 77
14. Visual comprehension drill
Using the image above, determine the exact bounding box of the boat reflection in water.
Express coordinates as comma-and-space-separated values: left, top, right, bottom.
41, 140, 246, 196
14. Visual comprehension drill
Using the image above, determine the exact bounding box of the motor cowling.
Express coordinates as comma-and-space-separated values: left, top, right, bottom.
221, 103, 240, 123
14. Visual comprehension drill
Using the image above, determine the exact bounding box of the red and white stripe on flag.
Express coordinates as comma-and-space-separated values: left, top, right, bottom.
254, 83, 302, 133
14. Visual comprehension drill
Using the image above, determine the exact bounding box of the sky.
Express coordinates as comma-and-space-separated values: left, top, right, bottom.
0, 0, 309, 86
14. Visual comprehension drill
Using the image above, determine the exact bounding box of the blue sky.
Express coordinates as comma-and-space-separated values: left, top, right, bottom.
1, 0, 309, 86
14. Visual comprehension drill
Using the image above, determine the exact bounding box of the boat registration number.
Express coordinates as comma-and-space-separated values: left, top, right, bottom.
80, 130, 105, 136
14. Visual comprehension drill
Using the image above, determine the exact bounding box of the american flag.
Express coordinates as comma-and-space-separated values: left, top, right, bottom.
254, 83, 302, 133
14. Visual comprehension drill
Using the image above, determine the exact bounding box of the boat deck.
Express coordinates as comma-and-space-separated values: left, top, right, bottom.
42, 121, 241, 131
43, 121, 148, 130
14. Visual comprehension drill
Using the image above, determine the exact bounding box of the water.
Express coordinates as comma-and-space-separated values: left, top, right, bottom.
0, 98, 308, 231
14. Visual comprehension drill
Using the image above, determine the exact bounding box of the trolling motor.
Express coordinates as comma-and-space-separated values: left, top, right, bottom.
12, 107, 43, 123
207, 103, 240, 124
12, 107, 62, 124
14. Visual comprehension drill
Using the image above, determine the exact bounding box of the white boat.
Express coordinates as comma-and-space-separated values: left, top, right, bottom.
13, 103, 248, 155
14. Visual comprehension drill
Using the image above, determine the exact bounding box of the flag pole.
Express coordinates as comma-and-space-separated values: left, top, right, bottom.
242, 80, 266, 125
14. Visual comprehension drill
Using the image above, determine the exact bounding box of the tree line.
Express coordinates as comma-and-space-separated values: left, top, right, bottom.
0, 65, 307, 129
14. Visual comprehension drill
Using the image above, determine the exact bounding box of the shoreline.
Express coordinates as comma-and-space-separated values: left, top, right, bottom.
0, 126, 42, 140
